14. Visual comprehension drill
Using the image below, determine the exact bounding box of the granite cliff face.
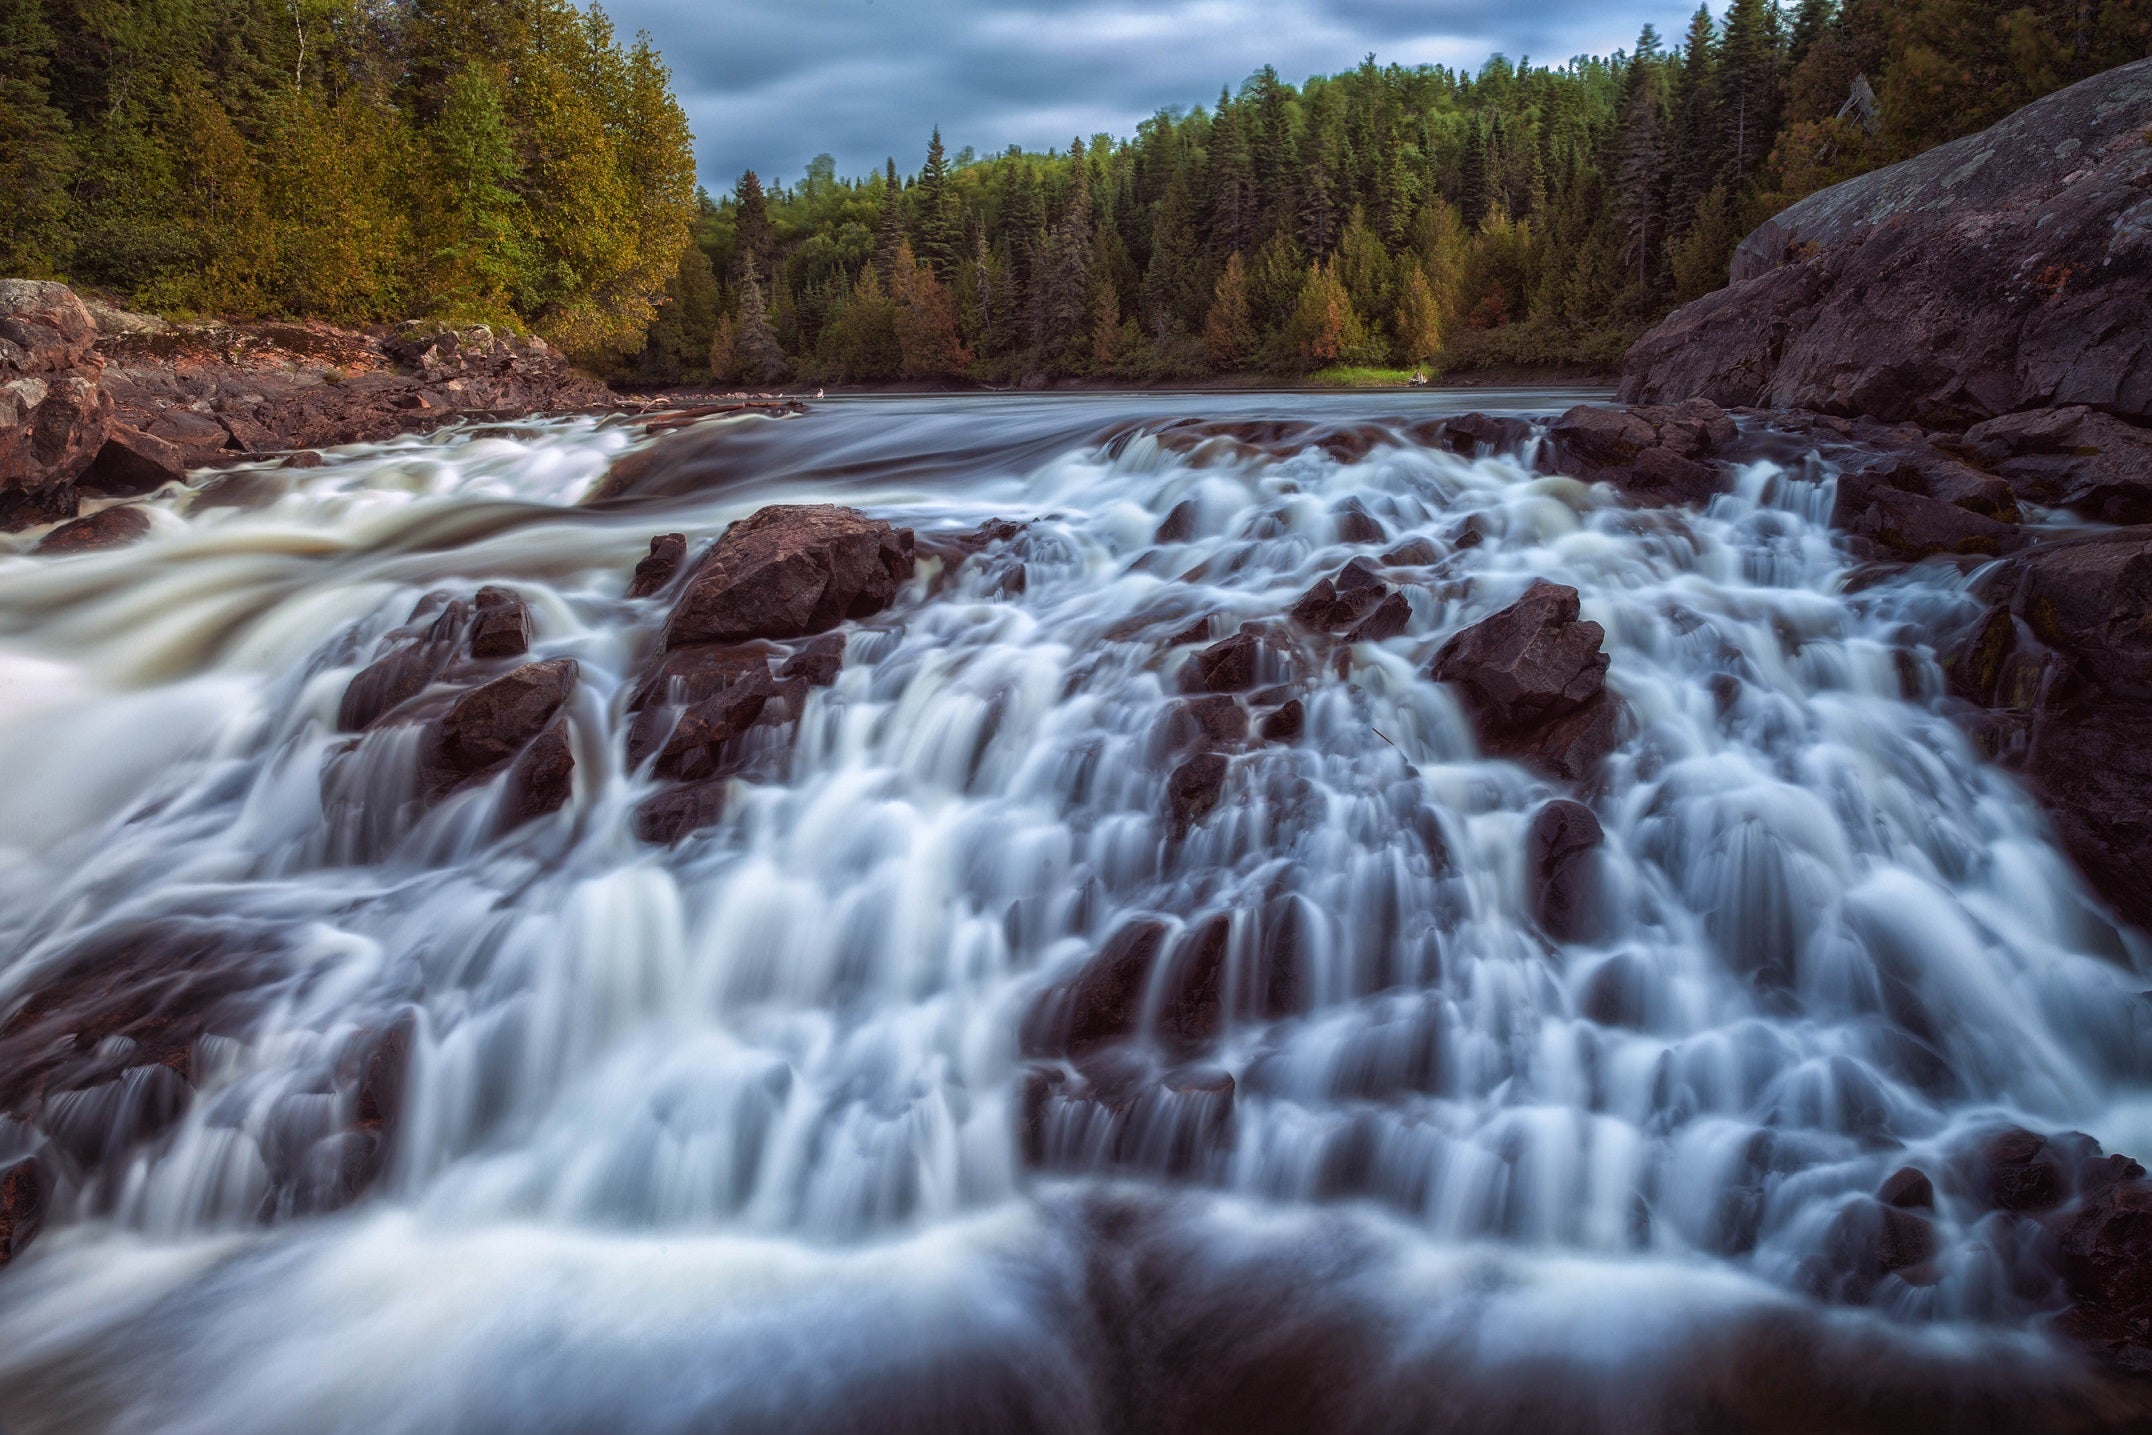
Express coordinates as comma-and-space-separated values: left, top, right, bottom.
1622, 58, 2152, 427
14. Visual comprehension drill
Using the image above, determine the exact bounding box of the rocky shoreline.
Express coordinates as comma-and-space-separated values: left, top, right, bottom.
0, 280, 797, 545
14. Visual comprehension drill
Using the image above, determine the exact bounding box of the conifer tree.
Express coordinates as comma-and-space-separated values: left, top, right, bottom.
915, 128, 960, 281
1202, 252, 1255, 370
875, 157, 906, 281
734, 271, 786, 384
892, 240, 970, 377
734, 169, 773, 281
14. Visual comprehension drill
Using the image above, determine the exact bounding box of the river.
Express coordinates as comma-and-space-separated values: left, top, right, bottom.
0, 391, 2144, 1433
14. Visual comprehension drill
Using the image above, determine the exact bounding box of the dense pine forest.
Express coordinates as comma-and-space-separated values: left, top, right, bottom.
0, 0, 2146, 378
663, 0, 2152, 387
0, 0, 697, 356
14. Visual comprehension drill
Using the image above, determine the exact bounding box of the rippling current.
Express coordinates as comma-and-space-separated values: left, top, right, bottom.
0, 392, 2147, 1434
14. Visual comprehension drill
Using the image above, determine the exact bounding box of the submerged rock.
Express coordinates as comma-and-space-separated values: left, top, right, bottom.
34, 503, 148, 554
626, 532, 688, 598
1525, 799, 1604, 943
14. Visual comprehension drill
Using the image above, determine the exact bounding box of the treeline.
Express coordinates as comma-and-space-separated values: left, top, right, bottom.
646, 0, 2150, 387
0, 0, 697, 355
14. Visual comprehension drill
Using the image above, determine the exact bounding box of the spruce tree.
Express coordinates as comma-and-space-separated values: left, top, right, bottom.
734, 169, 772, 282
734, 271, 786, 384
1666, 7, 1721, 237
875, 157, 906, 281
915, 128, 960, 282
1202, 252, 1255, 370
1716, 0, 1785, 184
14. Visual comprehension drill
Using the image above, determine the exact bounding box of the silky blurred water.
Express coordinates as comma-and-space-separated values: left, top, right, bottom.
0, 392, 2142, 1434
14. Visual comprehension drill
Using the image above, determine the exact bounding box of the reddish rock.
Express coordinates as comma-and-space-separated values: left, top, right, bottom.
1157, 915, 1230, 1054
1878, 1166, 1936, 1211
1154, 500, 1200, 543
662, 504, 914, 649
1023, 920, 1169, 1058
1259, 699, 1305, 745
338, 594, 472, 731
1331, 500, 1385, 543
1431, 580, 1619, 781
428, 657, 577, 790
1963, 406, 2152, 524
502, 721, 575, 827
629, 664, 774, 779
1621, 61, 2152, 427
78, 422, 186, 495
634, 777, 731, 845
33, 503, 148, 555
1546, 405, 1657, 474
1181, 632, 1267, 694
1526, 799, 1603, 943
1834, 465, 2024, 560
1167, 696, 1248, 751
0, 278, 99, 374
1167, 753, 1230, 835
626, 532, 688, 598
467, 586, 532, 659
777, 633, 846, 688
1344, 591, 1411, 643
1381, 537, 1441, 565
0, 1156, 51, 1267
1971, 1126, 2069, 1213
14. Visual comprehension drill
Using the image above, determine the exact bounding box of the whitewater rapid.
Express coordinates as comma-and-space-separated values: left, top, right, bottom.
0, 393, 2144, 1434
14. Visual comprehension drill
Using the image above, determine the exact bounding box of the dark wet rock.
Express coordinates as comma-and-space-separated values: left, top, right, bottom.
1970, 1126, 2070, 1214
1430, 580, 1619, 782
1291, 558, 1389, 634
1526, 799, 1603, 943
1548, 400, 1736, 508
1579, 952, 1648, 1028
1879, 1166, 1936, 1211
629, 664, 774, 780
1834, 470, 2023, 561
1547, 405, 1657, 474
501, 721, 574, 827
338, 594, 473, 732
33, 503, 149, 555
1167, 696, 1248, 752
1621, 60, 2152, 427
426, 657, 578, 794
1331, 500, 1385, 543
280, 450, 324, 470
0, 922, 270, 1181
1380, 537, 1441, 566
1816, 1197, 1941, 1299
662, 504, 914, 649
1158, 916, 1230, 1055
1961, 407, 2152, 524
626, 533, 688, 598
1155, 499, 1200, 543
467, 586, 532, 659
77, 423, 186, 496
1023, 920, 1168, 1058
1343, 591, 1411, 643
1167, 753, 1230, 835
1953, 528, 2152, 927
2061, 1175, 2152, 1356
1180, 632, 1261, 694
0, 1156, 51, 1267
1406, 411, 1534, 456
1259, 699, 1304, 745
634, 777, 731, 845
778, 632, 846, 689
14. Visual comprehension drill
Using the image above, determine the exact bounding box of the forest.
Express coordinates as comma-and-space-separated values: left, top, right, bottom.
663, 0, 2152, 386
0, 0, 2146, 378
0, 0, 697, 356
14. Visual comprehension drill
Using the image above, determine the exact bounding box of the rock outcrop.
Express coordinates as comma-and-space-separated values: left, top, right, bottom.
1430, 580, 1619, 783
1952, 528, 2152, 929
0, 280, 114, 528
662, 504, 914, 649
1621, 59, 2152, 426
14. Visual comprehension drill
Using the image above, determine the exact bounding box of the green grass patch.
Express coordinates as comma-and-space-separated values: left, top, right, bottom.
1306, 365, 1420, 387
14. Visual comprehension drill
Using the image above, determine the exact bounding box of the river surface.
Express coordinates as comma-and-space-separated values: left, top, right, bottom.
0, 391, 2146, 1433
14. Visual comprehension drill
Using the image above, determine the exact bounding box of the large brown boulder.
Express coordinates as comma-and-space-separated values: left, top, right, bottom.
662, 504, 914, 649
0, 280, 113, 528
425, 657, 578, 795
33, 503, 149, 555
1430, 580, 1619, 782
1962, 406, 2152, 524
1622, 59, 2152, 427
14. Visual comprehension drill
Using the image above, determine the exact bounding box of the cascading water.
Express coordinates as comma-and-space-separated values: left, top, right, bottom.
0, 392, 2145, 1434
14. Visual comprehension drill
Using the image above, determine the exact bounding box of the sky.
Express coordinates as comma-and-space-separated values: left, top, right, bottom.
607, 0, 1681, 192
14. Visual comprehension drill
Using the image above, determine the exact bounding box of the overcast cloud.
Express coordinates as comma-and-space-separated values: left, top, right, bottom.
605, 0, 1683, 191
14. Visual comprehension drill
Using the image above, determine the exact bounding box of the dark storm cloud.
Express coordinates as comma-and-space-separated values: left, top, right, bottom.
602, 0, 1677, 190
